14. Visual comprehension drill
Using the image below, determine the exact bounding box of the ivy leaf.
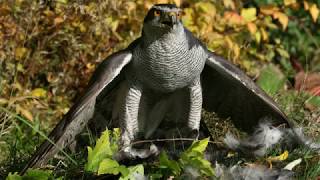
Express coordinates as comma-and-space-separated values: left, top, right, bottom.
85, 129, 113, 172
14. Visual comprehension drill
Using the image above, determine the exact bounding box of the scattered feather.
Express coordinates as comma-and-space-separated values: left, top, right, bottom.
215, 162, 294, 180
284, 158, 302, 171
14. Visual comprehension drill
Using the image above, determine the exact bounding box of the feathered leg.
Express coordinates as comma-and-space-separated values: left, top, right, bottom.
186, 77, 203, 138
117, 84, 158, 160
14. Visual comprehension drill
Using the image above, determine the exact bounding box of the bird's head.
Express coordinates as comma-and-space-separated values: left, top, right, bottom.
143, 4, 183, 36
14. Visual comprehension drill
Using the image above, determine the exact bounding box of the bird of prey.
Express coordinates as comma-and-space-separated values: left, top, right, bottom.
21, 3, 319, 174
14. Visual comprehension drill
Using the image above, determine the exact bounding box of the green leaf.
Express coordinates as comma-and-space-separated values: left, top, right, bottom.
178, 138, 215, 177
159, 151, 181, 175
276, 48, 290, 58
97, 158, 121, 175
85, 129, 114, 172
191, 158, 215, 177
6, 170, 53, 180
185, 138, 209, 154
6, 172, 22, 180
306, 95, 320, 107
257, 64, 285, 96
119, 164, 144, 180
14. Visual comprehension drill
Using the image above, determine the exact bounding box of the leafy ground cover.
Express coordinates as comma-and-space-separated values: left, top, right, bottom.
0, 0, 320, 179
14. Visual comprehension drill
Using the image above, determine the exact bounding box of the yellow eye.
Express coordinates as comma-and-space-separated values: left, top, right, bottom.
154, 10, 161, 17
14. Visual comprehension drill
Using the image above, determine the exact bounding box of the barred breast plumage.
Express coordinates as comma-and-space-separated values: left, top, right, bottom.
129, 27, 207, 92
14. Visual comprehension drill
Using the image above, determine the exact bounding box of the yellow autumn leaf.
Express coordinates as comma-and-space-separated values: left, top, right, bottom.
241, 8, 257, 22
273, 12, 289, 30
79, 23, 87, 32
86, 63, 95, 70
156, 0, 169, 4
304, 1, 309, 10
224, 36, 234, 49
267, 150, 289, 162
284, 0, 296, 6
247, 22, 257, 34
15, 47, 28, 60
173, 0, 181, 6
255, 31, 261, 44
182, 8, 194, 27
195, 2, 216, 17
260, 27, 268, 41
31, 88, 47, 97
260, 5, 280, 15
0, 98, 8, 105
233, 43, 240, 59
310, 4, 319, 22
43, 9, 54, 17
16, 105, 33, 121
223, 0, 235, 10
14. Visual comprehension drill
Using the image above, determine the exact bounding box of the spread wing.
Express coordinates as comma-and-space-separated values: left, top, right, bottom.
21, 46, 135, 174
201, 52, 293, 133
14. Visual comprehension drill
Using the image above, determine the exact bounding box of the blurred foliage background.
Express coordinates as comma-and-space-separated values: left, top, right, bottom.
0, 0, 320, 178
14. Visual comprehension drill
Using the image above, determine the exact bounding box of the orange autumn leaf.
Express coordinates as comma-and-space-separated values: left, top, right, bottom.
16, 105, 33, 121
247, 22, 257, 34
304, 1, 309, 10
224, 11, 244, 25
273, 12, 289, 30
54, 17, 64, 25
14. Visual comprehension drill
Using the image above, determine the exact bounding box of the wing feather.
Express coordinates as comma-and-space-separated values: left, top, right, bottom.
20, 49, 133, 174
202, 52, 293, 133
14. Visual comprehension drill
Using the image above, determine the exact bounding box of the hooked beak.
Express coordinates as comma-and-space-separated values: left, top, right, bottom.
160, 12, 177, 27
